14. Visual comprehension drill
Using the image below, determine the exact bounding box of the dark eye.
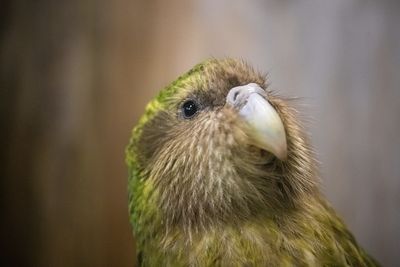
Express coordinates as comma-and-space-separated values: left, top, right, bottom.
182, 100, 198, 119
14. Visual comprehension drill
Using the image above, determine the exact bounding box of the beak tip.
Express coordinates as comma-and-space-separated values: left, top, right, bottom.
269, 140, 288, 161
277, 148, 288, 161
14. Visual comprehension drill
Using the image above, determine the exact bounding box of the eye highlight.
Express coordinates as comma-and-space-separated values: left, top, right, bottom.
181, 100, 198, 119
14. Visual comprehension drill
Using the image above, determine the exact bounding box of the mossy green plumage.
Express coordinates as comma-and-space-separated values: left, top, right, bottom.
126, 59, 379, 266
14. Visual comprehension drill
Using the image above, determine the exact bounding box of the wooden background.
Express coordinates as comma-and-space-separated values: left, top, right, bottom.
1, 0, 399, 266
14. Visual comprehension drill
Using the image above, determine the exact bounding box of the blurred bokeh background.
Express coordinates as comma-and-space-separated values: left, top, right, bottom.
1, 0, 399, 266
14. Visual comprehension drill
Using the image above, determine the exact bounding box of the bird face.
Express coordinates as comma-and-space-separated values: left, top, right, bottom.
130, 59, 317, 231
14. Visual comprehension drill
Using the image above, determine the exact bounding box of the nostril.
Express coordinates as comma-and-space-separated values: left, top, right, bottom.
233, 91, 240, 102
227, 87, 246, 106
227, 83, 266, 107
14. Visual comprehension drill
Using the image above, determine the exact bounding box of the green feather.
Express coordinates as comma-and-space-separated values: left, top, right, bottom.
126, 59, 379, 266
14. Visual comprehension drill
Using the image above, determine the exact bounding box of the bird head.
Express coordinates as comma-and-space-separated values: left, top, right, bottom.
127, 59, 318, 233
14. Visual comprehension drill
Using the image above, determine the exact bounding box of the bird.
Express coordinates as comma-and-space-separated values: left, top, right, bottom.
126, 58, 379, 266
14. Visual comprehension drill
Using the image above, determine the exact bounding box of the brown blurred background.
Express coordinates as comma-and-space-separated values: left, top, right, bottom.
1, 0, 399, 266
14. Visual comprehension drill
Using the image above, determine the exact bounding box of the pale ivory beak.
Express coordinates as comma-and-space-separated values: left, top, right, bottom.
226, 83, 287, 160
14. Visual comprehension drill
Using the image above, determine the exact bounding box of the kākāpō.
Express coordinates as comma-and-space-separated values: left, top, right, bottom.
126, 58, 379, 266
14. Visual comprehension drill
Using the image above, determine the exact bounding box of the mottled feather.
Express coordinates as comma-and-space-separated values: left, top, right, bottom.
126, 59, 379, 266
